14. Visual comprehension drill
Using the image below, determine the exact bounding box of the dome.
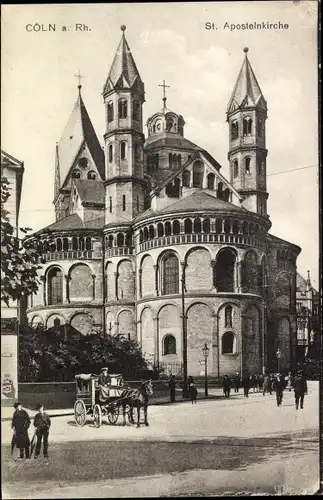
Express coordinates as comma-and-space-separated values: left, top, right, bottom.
146, 107, 185, 138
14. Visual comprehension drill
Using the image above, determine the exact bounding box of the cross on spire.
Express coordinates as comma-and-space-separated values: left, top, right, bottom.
74, 70, 84, 92
158, 79, 170, 108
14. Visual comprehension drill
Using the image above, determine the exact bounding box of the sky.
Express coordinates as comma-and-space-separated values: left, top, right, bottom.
1, 2, 319, 287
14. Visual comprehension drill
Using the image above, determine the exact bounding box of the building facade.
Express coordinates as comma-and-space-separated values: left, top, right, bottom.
26, 27, 301, 377
1, 150, 25, 404
296, 271, 320, 362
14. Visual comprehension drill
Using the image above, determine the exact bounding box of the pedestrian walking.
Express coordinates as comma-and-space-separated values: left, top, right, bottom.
293, 370, 308, 410
11, 402, 31, 459
262, 374, 272, 395
284, 371, 293, 392
222, 374, 232, 398
33, 404, 51, 459
272, 374, 285, 407
233, 373, 241, 393
168, 375, 176, 403
242, 375, 250, 398
189, 383, 198, 404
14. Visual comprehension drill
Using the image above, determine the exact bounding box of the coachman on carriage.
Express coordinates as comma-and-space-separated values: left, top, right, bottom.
74, 370, 153, 428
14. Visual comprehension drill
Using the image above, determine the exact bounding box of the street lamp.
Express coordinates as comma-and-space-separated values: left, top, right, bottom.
202, 343, 210, 397
276, 347, 281, 374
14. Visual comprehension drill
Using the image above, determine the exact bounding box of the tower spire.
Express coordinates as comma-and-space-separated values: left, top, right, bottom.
74, 70, 84, 93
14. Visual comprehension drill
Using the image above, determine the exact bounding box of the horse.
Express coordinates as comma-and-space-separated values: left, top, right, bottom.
121, 380, 154, 428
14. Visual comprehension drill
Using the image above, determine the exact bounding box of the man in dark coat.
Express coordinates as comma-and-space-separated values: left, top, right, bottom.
168, 375, 176, 403
293, 371, 308, 410
34, 404, 51, 458
272, 374, 285, 407
189, 383, 198, 404
11, 402, 31, 459
242, 375, 251, 398
263, 374, 272, 395
222, 375, 232, 398
233, 373, 241, 393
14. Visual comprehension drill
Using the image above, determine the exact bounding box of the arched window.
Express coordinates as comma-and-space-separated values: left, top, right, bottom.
143, 227, 149, 241
183, 170, 191, 187
177, 154, 181, 167
85, 237, 92, 251
157, 223, 164, 237
109, 144, 113, 163
222, 332, 235, 354
193, 218, 201, 233
245, 157, 251, 175
108, 101, 114, 122
184, 218, 192, 234
126, 230, 133, 248
225, 305, 233, 328
47, 267, 63, 305
79, 237, 85, 251
149, 225, 155, 239
133, 101, 140, 121
120, 142, 127, 160
56, 238, 62, 252
203, 217, 210, 233
231, 120, 239, 140
139, 230, 143, 243
207, 173, 215, 190
243, 117, 252, 135
108, 235, 114, 248
118, 99, 127, 119
223, 188, 230, 202
53, 317, 61, 328
162, 253, 179, 295
217, 182, 223, 199
233, 160, 239, 178
215, 248, 236, 292
117, 233, 124, 247
224, 220, 231, 234
63, 238, 69, 251
192, 160, 204, 188
232, 220, 239, 234
72, 170, 81, 179
173, 220, 180, 235
87, 171, 96, 180
163, 335, 176, 355
169, 153, 173, 168
165, 221, 171, 236
72, 237, 78, 251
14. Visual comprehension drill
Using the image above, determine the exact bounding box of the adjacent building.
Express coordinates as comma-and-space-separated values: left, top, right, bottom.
1, 150, 24, 404
296, 271, 320, 362
26, 27, 301, 377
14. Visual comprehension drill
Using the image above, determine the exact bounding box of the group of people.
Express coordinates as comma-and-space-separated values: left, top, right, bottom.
11, 402, 51, 459
168, 374, 198, 404
221, 370, 308, 408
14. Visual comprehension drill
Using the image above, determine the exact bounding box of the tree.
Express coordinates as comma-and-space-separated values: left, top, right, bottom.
1, 171, 42, 305
18, 324, 155, 382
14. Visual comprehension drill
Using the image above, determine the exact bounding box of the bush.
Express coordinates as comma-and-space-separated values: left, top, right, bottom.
19, 324, 150, 382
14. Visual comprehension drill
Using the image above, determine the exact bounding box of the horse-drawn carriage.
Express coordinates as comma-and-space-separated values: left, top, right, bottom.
74, 373, 132, 428
74, 373, 154, 428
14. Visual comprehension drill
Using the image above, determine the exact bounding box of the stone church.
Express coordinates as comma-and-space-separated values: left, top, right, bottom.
27, 26, 301, 377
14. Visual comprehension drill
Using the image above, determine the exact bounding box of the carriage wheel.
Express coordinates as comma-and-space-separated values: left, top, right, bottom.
93, 404, 102, 428
74, 400, 86, 427
107, 403, 119, 425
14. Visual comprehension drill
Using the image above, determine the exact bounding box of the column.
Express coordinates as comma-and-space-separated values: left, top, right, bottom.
180, 221, 185, 234
91, 274, 96, 300
154, 265, 159, 296
236, 261, 242, 293
211, 260, 217, 292
221, 219, 225, 233
64, 275, 70, 304
153, 316, 160, 370
40, 275, 46, 306
114, 272, 118, 300
212, 314, 219, 377
211, 218, 216, 233
138, 269, 143, 298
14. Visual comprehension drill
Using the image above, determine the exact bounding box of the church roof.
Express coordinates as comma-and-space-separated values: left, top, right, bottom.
74, 179, 105, 205
103, 26, 143, 94
56, 91, 104, 194
145, 132, 201, 151
227, 48, 266, 113
135, 190, 248, 222
267, 233, 301, 253
37, 213, 105, 233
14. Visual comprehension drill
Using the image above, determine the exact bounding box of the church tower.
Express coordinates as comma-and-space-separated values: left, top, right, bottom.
227, 48, 268, 216
103, 25, 145, 225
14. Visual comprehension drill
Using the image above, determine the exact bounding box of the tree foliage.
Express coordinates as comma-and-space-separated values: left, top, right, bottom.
18, 324, 156, 382
1, 171, 42, 305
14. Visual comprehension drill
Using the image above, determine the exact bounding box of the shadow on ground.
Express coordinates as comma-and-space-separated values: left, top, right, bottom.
1, 429, 319, 485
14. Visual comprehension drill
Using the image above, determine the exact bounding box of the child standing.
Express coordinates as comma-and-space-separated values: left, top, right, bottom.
33, 404, 51, 459
190, 383, 198, 404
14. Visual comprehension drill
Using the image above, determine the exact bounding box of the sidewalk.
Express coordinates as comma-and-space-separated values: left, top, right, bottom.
1, 387, 240, 421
